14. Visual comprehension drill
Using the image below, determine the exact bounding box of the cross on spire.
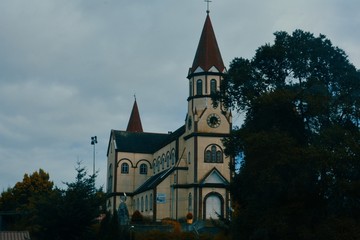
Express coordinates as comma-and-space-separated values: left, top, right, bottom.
204, 0, 212, 14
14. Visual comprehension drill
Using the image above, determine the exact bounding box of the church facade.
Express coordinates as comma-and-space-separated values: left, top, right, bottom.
106, 12, 233, 222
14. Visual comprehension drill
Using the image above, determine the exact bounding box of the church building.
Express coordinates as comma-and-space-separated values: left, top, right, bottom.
106, 11, 233, 222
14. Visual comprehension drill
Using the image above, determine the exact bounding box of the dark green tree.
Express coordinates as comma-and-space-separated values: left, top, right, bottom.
33, 163, 106, 240
215, 30, 360, 239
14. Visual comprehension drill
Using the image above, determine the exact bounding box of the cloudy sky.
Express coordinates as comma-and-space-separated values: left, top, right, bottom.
0, 0, 359, 191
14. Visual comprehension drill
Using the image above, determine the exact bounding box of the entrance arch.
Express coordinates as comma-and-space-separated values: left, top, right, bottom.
203, 192, 223, 219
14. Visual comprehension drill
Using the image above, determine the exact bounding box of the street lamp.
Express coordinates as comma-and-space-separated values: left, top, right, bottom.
91, 136, 98, 175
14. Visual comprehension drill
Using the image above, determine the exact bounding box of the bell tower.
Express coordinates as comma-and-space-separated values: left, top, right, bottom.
183, 10, 232, 221
185, 12, 231, 135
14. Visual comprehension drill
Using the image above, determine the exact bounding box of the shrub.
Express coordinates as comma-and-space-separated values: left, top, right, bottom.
131, 210, 143, 223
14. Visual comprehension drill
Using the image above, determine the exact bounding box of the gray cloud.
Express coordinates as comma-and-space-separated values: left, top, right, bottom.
1, 0, 359, 191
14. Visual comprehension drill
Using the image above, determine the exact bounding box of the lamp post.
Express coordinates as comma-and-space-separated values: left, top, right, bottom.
91, 136, 97, 175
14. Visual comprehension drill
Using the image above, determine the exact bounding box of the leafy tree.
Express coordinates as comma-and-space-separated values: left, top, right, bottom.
0, 164, 106, 240
0, 169, 54, 231
215, 30, 360, 239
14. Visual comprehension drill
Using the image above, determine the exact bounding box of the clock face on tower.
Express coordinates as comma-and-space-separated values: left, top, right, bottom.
207, 113, 221, 128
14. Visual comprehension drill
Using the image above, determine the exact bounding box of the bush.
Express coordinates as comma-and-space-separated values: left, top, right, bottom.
131, 210, 143, 223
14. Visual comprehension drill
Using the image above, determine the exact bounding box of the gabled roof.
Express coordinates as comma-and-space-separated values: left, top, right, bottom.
112, 130, 169, 154
126, 99, 143, 133
189, 13, 225, 77
109, 125, 186, 155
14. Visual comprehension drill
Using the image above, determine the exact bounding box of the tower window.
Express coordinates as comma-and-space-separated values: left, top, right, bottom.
140, 163, 147, 174
189, 80, 193, 97
210, 79, 217, 94
121, 163, 129, 174
196, 79, 203, 95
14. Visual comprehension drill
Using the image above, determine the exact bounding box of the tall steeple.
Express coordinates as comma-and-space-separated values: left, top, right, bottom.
188, 12, 225, 77
126, 98, 143, 132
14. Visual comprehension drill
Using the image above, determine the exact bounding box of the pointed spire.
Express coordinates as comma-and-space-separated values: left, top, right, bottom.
126, 98, 143, 132
189, 13, 225, 77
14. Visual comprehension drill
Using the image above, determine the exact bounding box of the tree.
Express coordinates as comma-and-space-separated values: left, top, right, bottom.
33, 163, 106, 240
0, 169, 54, 231
0, 164, 106, 240
215, 30, 360, 239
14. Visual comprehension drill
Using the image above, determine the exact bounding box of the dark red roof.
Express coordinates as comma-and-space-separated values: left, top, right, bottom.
126, 100, 143, 133
189, 14, 225, 76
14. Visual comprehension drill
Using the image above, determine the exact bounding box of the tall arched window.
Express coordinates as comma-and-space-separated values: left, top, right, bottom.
171, 150, 175, 165
145, 195, 148, 211
196, 79, 203, 95
150, 193, 153, 210
210, 79, 217, 94
121, 163, 129, 174
166, 152, 170, 167
153, 160, 156, 174
141, 196, 144, 212
157, 157, 160, 172
188, 193, 192, 212
188, 152, 191, 164
140, 163, 147, 174
211, 146, 217, 163
162, 155, 165, 169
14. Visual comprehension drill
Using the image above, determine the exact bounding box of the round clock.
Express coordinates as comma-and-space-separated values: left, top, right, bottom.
207, 113, 221, 128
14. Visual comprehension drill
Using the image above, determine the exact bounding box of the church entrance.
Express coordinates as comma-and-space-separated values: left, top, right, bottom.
205, 194, 221, 219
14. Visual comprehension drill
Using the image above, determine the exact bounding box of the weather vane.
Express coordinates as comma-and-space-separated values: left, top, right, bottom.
204, 0, 212, 14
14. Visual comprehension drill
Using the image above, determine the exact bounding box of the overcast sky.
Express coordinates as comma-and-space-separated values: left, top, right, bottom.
1, 0, 359, 191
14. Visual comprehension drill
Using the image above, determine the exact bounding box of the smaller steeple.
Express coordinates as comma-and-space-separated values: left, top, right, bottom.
126, 97, 143, 132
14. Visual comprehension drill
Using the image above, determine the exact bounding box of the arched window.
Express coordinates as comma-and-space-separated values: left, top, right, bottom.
204, 145, 223, 163
188, 193, 192, 212
153, 160, 156, 174
145, 195, 148, 211
121, 163, 129, 174
171, 150, 175, 165
107, 164, 113, 192
140, 163, 147, 174
196, 79, 203, 95
188, 152, 191, 164
157, 157, 160, 172
141, 196, 144, 212
162, 155, 165, 169
166, 152, 170, 167
137, 198, 140, 211
210, 79, 217, 94
150, 193, 153, 210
